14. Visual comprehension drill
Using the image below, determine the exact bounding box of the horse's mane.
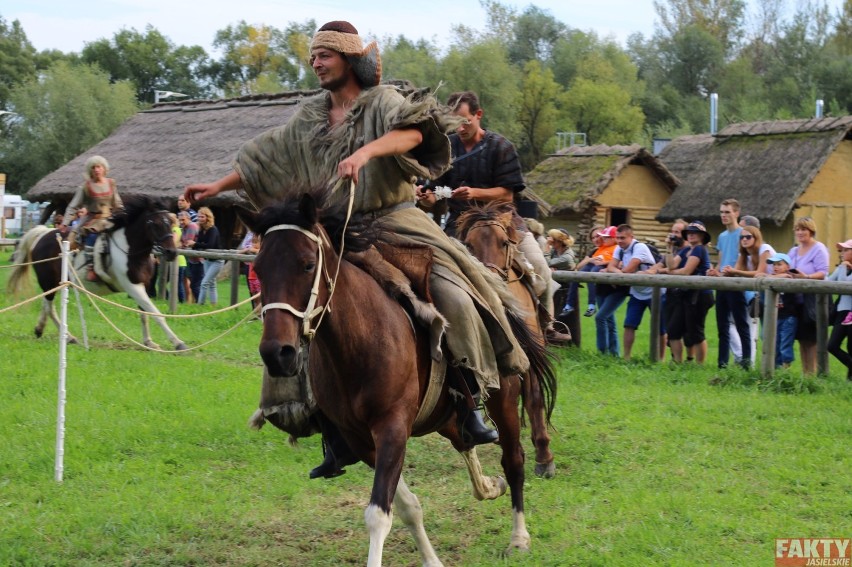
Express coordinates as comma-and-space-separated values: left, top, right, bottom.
253, 186, 375, 254
456, 201, 517, 240
108, 195, 170, 231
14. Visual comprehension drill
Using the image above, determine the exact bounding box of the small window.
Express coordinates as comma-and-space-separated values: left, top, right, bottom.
608, 208, 629, 227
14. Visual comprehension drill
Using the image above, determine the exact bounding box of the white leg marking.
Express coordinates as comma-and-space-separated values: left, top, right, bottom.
461, 449, 507, 501
365, 503, 393, 567
507, 509, 531, 553
394, 475, 444, 567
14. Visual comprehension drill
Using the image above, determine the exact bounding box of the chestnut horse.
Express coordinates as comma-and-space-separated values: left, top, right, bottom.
237, 192, 553, 566
457, 203, 557, 478
8, 195, 186, 351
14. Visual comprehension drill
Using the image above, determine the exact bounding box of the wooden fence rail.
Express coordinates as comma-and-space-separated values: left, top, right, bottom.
552, 270, 851, 377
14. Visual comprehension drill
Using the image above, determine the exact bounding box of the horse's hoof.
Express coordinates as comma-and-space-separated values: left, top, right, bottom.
34, 328, 43, 338
67, 336, 79, 345
534, 461, 556, 479
174, 342, 188, 351
144, 341, 161, 350
502, 542, 531, 557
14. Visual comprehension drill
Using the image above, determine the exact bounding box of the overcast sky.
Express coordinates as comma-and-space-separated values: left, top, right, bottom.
5, 0, 846, 57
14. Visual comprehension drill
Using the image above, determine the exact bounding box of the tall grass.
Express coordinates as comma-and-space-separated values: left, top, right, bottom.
1, 259, 850, 566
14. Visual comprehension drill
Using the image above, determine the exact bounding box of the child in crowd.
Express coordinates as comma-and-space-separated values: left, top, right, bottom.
827, 240, 852, 380
767, 253, 800, 368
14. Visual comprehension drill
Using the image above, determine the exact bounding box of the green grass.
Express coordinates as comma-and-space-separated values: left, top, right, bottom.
1, 259, 850, 566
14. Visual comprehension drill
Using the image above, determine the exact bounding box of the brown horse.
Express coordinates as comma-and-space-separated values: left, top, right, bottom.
457, 202, 557, 478
8, 195, 186, 351
237, 191, 551, 565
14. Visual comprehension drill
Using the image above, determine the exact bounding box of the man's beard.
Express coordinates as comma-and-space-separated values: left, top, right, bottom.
320, 73, 349, 92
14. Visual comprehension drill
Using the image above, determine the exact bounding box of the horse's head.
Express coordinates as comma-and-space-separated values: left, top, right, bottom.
457, 202, 519, 280
111, 195, 177, 261
237, 193, 333, 378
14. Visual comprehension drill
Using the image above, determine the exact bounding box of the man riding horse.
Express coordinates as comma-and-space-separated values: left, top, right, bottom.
61, 155, 123, 282
185, 20, 531, 479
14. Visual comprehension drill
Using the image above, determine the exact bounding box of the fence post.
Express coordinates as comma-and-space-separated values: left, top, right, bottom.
55, 240, 70, 483
168, 259, 178, 314
649, 287, 662, 362
761, 290, 778, 377
816, 294, 830, 375
230, 259, 241, 306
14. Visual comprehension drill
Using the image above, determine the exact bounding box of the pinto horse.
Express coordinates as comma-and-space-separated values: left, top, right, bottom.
238, 192, 553, 566
457, 202, 557, 478
8, 195, 187, 351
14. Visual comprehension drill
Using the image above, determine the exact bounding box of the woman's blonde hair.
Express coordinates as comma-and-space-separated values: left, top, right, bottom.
547, 228, 575, 247
198, 206, 215, 229
84, 155, 110, 179
794, 216, 817, 236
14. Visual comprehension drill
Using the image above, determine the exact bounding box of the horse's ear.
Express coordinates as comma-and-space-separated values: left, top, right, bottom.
299, 194, 318, 225
235, 205, 261, 233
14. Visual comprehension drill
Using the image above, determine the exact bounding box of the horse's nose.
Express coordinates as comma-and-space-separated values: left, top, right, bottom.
259, 340, 301, 377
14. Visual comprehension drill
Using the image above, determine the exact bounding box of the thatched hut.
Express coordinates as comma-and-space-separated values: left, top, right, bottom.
25, 90, 320, 246
522, 144, 679, 255
657, 116, 852, 253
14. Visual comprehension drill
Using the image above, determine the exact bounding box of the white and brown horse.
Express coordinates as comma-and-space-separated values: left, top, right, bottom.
8, 195, 187, 350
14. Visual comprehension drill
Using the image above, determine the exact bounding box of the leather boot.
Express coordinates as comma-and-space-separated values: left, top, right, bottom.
84, 246, 99, 282
309, 415, 358, 480
458, 398, 499, 446
454, 369, 498, 446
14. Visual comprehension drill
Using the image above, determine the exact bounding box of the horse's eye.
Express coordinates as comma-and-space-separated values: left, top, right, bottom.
304, 262, 316, 273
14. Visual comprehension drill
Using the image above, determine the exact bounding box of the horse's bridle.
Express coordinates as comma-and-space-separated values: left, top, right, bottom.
259, 223, 334, 339
466, 220, 522, 283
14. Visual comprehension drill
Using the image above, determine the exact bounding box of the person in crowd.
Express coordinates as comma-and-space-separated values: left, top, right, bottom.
652, 221, 714, 364
176, 194, 198, 223
246, 233, 262, 315
648, 219, 691, 361
739, 215, 761, 230
707, 198, 751, 369
765, 253, 800, 369
783, 216, 829, 375
240, 230, 261, 311
417, 90, 570, 344
562, 225, 615, 318
195, 207, 224, 306
168, 213, 186, 303
60, 156, 123, 282
547, 229, 577, 320
178, 211, 201, 303
722, 224, 775, 362
603, 224, 662, 361
69, 206, 88, 230
827, 240, 852, 380
185, 21, 531, 477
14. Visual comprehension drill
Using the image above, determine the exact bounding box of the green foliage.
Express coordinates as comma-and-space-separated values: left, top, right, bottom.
0, 16, 36, 109
562, 78, 646, 145
380, 35, 442, 89
517, 61, 562, 166
0, 61, 138, 195
439, 39, 521, 140
81, 25, 212, 102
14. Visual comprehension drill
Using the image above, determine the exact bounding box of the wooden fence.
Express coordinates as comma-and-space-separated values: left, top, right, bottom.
552, 269, 850, 377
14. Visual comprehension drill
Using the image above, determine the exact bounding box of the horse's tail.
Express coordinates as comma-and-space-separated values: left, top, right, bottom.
8, 226, 53, 294
505, 308, 557, 424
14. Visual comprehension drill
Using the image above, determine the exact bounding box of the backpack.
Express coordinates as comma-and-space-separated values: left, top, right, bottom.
644, 241, 663, 265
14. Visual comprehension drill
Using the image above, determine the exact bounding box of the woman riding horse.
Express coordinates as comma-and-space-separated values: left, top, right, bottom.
61, 155, 123, 282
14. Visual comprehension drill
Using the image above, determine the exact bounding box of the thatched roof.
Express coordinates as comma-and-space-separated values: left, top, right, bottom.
25, 90, 321, 205
657, 115, 852, 225
522, 144, 680, 216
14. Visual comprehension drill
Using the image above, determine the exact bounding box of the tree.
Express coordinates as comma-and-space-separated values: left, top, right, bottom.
81, 26, 211, 102
508, 5, 567, 65
0, 61, 138, 195
562, 79, 645, 145
516, 61, 562, 167
0, 16, 37, 109
653, 0, 746, 54
439, 39, 521, 141
659, 24, 725, 96
381, 36, 442, 89
207, 21, 295, 96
